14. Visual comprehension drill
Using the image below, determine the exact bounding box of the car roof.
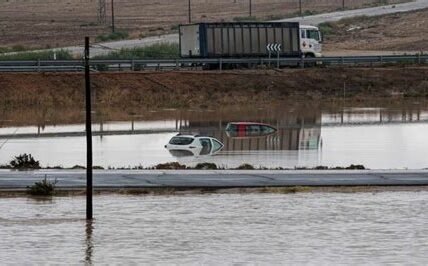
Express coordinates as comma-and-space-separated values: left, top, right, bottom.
227, 122, 273, 126
174, 134, 214, 138
173, 134, 195, 138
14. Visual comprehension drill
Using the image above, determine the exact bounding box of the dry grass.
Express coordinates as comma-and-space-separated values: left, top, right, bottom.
322, 8, 428, 52
0, 0, 406, 48
1, 68, 428, 113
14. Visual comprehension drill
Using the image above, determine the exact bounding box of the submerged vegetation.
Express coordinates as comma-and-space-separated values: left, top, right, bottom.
0, 155, 368, 171
27, 176, 57, 196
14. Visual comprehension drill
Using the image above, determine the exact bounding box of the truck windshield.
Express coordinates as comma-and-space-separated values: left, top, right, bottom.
306, 30, 320, 41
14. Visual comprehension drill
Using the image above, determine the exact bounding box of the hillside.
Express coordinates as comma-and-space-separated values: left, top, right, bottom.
0, 0, 404, 50
322, 8, 428, 53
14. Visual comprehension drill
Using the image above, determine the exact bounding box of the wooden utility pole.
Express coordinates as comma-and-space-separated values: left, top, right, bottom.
84, 37, 93, 220
98, 0, 107, 24
188, 0, 192, 23
249, 0, 252, 17
111, 0, 115, 32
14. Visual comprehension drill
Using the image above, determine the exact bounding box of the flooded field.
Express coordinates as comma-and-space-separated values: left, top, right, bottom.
1, 192, 428, 264
1, 100, 428, 169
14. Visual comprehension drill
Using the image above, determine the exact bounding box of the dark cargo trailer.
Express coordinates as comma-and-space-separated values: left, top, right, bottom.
179, 22, 301, 58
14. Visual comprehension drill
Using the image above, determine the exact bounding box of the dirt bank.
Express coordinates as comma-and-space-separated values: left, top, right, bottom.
323, 8, 428, 52
2, 186, 428, 198
1, 67, 428, 110
0, 0, 403, 48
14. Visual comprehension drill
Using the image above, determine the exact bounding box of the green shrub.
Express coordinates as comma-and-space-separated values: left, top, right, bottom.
236, 163, 255, 170
154, 162, 187, 169
0, 45, 29, 53
9, 154, 41, 170
27, 177, 57, 196
194, 163, 218, 170
318, 22, 335, 36
70, 165, 86, 169
0, 49, 72, 61
96, 31, 129, 42
93, 43, 179, 60
346, 164, 365, 170
80, 22, 98, 27
170, 24, 179, 31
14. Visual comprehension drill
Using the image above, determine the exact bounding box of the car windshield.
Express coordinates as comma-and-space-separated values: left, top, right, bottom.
169, 137, 194, 145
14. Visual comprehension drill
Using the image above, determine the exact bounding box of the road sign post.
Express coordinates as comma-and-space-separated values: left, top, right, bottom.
267, 43, 281, 69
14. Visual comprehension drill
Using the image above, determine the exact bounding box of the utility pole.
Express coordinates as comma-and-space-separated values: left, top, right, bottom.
299, 0, 302, 16
249, 0, 252, 17
342, 0, 345, 10
188, 0, 191, 23
84, 37, 93, 221
111, 0, 115, 32
98, 0, 107, 24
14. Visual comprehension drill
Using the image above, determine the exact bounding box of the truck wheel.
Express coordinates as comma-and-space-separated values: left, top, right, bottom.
305, 54, 316, 67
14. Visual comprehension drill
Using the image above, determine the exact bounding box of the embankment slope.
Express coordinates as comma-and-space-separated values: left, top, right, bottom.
1, 68, 427, 109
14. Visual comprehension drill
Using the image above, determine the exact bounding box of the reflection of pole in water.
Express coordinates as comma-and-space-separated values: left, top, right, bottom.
85, 220, 94, 264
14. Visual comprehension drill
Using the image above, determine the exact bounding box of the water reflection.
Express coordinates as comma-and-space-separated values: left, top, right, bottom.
85, 220, 94, 265
1, 102, 428, 169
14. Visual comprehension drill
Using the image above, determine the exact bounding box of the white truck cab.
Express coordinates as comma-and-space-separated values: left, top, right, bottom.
300, 25, 322, 58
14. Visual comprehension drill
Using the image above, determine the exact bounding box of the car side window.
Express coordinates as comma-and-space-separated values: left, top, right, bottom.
212, 139, 223, 153
301, 29, 306, 39
226, 124, 237, 131
246, 125, 260, 132
261, 125, 275, 133
199, 138, 212, 155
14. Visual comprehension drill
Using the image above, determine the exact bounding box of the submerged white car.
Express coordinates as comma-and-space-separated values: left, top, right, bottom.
165, 134, 224, 157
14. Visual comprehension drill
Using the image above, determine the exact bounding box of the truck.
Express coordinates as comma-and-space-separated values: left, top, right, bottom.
179, 22, 322, 68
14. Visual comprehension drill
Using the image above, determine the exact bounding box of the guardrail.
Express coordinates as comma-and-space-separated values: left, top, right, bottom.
0, 54, 427, 72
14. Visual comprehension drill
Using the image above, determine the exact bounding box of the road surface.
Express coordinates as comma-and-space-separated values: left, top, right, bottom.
277, 0, 428, 24
51, 0, 428, 57
1, 169, 428, 189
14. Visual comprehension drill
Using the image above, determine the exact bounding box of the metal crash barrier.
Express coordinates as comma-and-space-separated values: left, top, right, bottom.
0, 54, 427, 72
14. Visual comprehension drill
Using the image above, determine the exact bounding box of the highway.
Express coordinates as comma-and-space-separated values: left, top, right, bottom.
26, 0, 428, 58
1, 169, 428, 190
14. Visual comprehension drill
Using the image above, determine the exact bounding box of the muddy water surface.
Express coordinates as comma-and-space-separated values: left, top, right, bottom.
1, 192, 428, 264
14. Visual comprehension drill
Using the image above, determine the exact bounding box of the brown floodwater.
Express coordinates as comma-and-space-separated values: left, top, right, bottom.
0, 192, 428, 264
0, 100, 427, 169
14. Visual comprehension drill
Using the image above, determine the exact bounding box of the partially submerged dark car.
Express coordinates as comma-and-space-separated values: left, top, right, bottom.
225, 122, 277, 138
